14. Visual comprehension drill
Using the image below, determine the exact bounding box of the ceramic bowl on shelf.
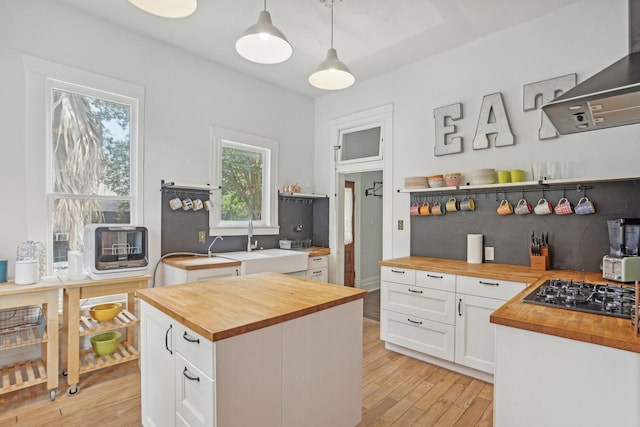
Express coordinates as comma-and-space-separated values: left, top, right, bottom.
90, 331, 121, 356
404, 176, 429, 189
427, 174, 445, 188
469, 169, 496, 185
89, 303, 122, 322
444, 174, 462, 186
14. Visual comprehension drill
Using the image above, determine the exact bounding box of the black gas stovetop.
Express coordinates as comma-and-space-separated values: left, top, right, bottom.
522, 279, 636, 319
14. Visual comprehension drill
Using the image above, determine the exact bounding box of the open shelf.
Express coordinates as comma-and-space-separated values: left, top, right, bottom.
0, 359, 48, 394
78, 309, 139, 337
78, 342, 139, 375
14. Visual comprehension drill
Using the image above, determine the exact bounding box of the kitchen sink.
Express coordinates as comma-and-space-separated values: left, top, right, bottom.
217, 249, 308, 275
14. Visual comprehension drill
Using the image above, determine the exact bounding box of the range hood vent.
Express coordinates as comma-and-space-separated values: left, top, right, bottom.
542, 0, 640, 134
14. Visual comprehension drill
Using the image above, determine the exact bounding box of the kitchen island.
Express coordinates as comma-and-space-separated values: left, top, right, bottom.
137, 272, 366, 427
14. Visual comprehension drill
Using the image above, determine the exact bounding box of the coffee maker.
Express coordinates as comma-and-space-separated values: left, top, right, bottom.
602, 218, 640, 282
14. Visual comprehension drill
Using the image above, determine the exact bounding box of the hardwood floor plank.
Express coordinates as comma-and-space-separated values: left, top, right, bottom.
1, 318, 494, 427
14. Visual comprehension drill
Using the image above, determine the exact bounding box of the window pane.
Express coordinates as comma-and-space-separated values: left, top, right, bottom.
52, 198, 131, 266
51, 89, 131, 196
221, 145, 263, 221
340, 126, 381, 161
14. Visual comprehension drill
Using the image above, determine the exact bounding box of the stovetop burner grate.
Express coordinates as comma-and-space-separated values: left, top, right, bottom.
522, 279, 636, 319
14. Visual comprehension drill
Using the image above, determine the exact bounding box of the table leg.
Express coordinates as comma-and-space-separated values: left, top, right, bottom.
65, 287, 80, 393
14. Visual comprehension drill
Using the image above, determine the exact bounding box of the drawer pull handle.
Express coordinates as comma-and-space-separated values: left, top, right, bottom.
312, 270, 322, 274
312, 258, 322, 261
479, 280, 500, 286
407, 318, 423, 325
165, 324, 173, 355
183, 367, 200, 382
391, 269, 405, 274
458, 298, 462, 316
408, 288, 423, 294
183, 331, 200, 344
427, 274, 443, 279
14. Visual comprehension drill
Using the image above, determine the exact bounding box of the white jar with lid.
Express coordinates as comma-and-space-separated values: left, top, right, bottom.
15, 260, 39, 285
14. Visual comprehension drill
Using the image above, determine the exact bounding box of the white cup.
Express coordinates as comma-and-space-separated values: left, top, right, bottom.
192, 199, 204, 211
15, 260, 39, 285
67, 251, 86, 280
169, 197, 182, 210
182, 198, 193, 210
203, 200, 214, 211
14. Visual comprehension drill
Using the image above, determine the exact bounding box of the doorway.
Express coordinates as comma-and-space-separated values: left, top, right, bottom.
344, 181, 355, 287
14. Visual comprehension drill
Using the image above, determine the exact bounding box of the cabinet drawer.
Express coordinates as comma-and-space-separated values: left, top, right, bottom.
175, 353, 215, 427
307, 255, 328, 269
188, 266, 238, 282
382, 281, 455, 325
456, 275, 527, 300
381, 309, 455, 361
415, 270, 456, 291
175, 323, 215, 379
306, 267, 328, 282
381, 266, 416, 285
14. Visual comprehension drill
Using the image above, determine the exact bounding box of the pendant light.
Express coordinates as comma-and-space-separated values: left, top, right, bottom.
309, 1, 355, 90
128, 0, 197, 19
235, 0, 293, 65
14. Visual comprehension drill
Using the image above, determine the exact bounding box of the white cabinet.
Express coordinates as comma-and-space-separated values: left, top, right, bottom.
141, 299, 362, 427
381, 266, 456, 362
164, 264, 239, 286
141, 302, 175, 427
380, 266, 528, 381
287, 255, 329, 282
454, 276, 526, 374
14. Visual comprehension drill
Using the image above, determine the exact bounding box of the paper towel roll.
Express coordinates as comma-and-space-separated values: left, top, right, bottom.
467, 234, 483, 264
68, 251, 86, 280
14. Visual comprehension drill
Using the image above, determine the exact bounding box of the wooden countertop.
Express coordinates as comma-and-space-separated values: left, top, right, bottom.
162, 256, 241, 270
0, 274, 152, 294
137, 272, 365, 342
306, 246, 331, 257
380, 257, 640, 353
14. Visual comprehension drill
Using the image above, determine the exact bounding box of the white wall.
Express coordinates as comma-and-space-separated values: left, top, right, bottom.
313, 0, 632, 259
0, 1, 314, 278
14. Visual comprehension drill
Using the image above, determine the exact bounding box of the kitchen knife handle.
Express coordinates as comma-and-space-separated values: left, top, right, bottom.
479, 280, 499, 286
427, 274, 443, 279
408, 288, 423, 294
407, 318, 423, 325
165, 324, 173, 354
458, 298, 462, 316
183, 331, 200, 344
183, 367, 200, 382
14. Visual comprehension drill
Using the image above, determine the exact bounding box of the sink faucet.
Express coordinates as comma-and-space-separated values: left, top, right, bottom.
247, 220, 257, 252
208, 235, 223, 257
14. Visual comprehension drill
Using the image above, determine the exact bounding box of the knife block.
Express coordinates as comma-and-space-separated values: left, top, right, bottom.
530, 245, 550, 270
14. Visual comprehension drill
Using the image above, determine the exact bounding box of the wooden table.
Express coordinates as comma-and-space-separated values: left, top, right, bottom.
0, 280, 63, 400
61, 275, 150, 395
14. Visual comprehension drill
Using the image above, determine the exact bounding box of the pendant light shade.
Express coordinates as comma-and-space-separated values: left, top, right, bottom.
128, 0, 197, 19
309, 48, 355, 90
309, 1, 355, 90
235, 6, 293, 65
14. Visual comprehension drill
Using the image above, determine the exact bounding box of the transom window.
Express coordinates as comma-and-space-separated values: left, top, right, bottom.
210, 127, 279, 235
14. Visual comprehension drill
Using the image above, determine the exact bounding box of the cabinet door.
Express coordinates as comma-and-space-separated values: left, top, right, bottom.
187, 266, 239, 282
381, 309, 455, 361
175, 353, 215, 427
306, 267, 328, 282
382, 281, 455, 325
456, 275, 527, 300
141, 302, 175, 427
454, 294, 503, 373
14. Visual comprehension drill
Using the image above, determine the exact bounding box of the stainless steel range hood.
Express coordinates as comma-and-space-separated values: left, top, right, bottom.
542, 0, 640, 134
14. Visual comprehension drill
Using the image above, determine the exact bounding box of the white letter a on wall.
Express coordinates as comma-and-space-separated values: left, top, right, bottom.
472, 93, 514, 150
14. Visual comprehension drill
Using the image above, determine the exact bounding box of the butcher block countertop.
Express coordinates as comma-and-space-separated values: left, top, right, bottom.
137, 272, 365, 342
162, 256, 241, 270
380, 257, 640, 354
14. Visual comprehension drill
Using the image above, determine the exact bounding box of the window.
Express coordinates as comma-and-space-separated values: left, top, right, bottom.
338, 124, 383, 165
210, 127, 279, 235
46, 79, 141, 270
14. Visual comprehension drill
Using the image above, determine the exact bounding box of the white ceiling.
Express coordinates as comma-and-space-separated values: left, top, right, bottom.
54, 0, 581, 98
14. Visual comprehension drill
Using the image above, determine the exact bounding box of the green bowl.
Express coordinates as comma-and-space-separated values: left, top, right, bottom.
90, 331, 122, 356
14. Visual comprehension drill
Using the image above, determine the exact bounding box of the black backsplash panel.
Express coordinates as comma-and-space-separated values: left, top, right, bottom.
410, 180, 640, 272
161, 190, 329, 256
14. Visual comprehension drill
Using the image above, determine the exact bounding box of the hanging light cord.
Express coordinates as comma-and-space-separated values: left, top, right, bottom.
330, 3, 334, 49
263, 0, 267, 11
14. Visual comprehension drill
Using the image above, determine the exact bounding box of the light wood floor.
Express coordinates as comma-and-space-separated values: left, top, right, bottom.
0, 319, 493, 426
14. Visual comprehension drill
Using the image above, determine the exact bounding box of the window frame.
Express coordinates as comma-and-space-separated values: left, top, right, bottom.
24, 55, 144, 274
337, 121, 384, 166
210, 127, 279, 236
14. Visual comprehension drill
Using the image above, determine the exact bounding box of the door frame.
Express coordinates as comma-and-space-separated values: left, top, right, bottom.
328, 105, 393, 286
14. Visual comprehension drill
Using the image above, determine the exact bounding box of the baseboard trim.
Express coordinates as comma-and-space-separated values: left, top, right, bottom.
357, 275, 380, 292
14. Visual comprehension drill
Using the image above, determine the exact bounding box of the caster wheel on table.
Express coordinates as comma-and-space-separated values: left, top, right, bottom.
49, 390, 56, 401
61, 369, 68, 377
67, 385, 80, 396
